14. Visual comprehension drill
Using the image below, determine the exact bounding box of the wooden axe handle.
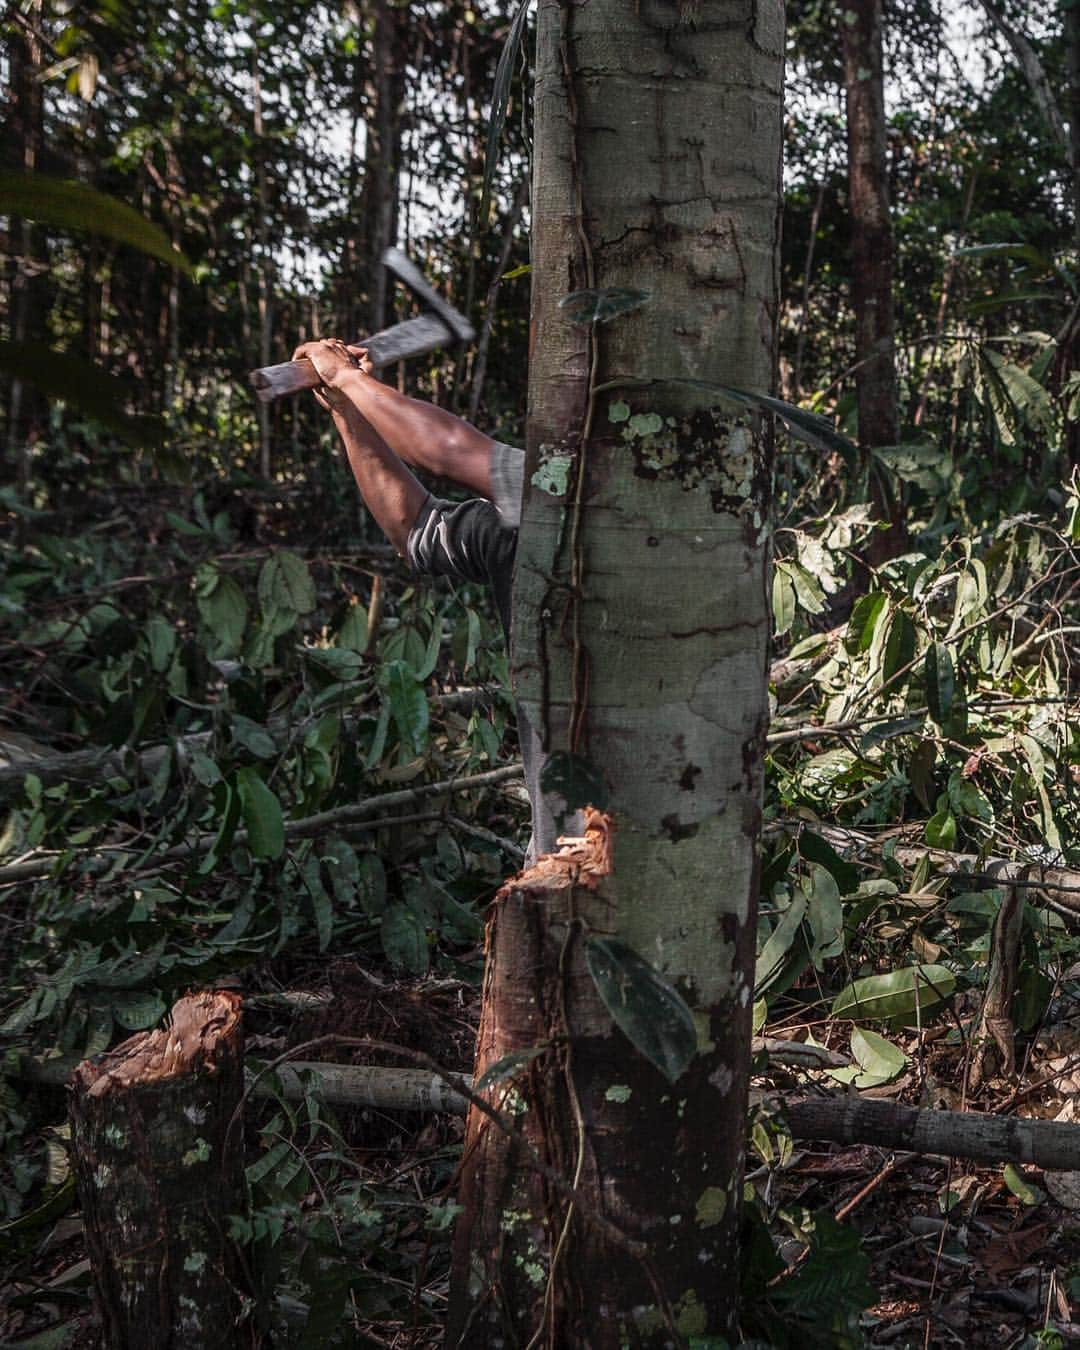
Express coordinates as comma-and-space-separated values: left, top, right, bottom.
249, 313, 471, 404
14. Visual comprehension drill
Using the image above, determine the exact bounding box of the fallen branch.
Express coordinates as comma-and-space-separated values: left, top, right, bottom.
37, 1052, 1080, 1171
788, 820, 1080, 918
0, 763, 525, 884
784, 1094, 1080, 1172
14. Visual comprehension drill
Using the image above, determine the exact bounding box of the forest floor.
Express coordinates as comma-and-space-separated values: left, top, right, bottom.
7, 963, 1080, 1348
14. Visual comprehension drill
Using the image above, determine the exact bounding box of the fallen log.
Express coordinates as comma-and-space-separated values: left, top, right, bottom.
69, 991, 256, 1349
784, 1095, 1080, 1172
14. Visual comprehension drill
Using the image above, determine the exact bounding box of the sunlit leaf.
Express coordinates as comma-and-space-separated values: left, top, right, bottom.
831, 964, 956, 1021
0, 172, 191, 270
584, 936, 697, 1083
830, 1026, 907, 1087
1003, 1163, 1045, 1206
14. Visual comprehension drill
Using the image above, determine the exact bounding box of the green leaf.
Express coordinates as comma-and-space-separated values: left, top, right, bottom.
258, 550, 316, 615
925, 807, 957, 849
804, 864, 844, 967
539, 751, 609, 822
772, 565, 796, 636
200, 777, 241, 875
831, 964, 956, 1021
336, 602, 369, 652
947, 771, 994, 825
302, 856, 333, 952
0, 341, 162, 448
715, 386, 859, 463
909, 739, 937, 812
830, 1026, 907, 1088
475, 1045, 549, 1091
954, 241, 1050, 268
925, 642, 955, 723
882, 610, 916, 684
1002, 1163, 1045, 1206
846, 590, 887, 655
231, 714, 277, 760
195, 566, 248, 657
478, 0, 532, 226
379, 660, 429, 755
788, 561, 826, 615
236, 767, 285, 860
559, 287, 651, 325
381, 904, 428, 974
584, 936, 697, 1083
0, 172, 191, 270
755, 894, 808, 997
111, 992, 167, 1031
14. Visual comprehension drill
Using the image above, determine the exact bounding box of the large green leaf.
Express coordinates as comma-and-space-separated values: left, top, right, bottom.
381, 904, 429, 974
0, 172, 191, 270
258, 550, 316, 615
831, 964, 956, 1021
715, 386, 859, 463
378, 659, 429, 755
584, 936, 697, 1084
0, 341, 162, 447
478, 0, 532, 226
925, 641, 955, 723
755, 894, 808, 996
236, 767, 285, 860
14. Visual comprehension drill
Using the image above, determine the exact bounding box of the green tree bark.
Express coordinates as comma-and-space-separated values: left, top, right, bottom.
448, 0, 783, 1342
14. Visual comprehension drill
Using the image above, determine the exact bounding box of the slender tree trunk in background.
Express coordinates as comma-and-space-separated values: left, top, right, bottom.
359, 0, 406, 334
1060, 0, 1080, 462
843, 0, 905, 560
252, 49, 274, 479
468, 175, 529, 422
448, 0, 783, 1342
5, 0, 49, 492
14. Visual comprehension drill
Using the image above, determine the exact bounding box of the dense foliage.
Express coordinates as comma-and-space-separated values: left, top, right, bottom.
3, 0, 1080, 1345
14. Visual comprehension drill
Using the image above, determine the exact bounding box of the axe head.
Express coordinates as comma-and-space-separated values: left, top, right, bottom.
249, 249, 473, 402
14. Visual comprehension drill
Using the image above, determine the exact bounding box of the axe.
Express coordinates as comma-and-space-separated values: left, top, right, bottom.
249, 247, 474, 403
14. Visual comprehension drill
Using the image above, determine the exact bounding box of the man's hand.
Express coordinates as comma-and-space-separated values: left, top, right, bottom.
292, 339, 375, 413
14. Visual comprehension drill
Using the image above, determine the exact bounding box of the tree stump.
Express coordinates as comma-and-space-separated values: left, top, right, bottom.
69, 991, 253, 1349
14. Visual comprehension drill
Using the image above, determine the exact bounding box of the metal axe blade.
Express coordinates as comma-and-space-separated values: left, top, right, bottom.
249, 251, 475, 403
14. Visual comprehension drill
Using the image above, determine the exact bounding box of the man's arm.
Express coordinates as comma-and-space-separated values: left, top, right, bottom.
302, 341, 499, 500
297, 341, 427, 555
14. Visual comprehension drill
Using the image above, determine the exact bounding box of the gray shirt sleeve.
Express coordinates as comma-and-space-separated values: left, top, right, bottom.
490, 441, 525, 528
406, 493, 517, 635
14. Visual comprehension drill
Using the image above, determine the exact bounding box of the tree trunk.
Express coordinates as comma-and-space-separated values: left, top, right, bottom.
69, 992, 254, 1349
359, 0, 407, 335
4, 0, 50, 492
843, 0, 904, 560
449, 0, 784, 1342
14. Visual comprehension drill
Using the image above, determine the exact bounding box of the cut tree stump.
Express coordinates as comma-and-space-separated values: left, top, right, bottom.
69, 991, 256, 1349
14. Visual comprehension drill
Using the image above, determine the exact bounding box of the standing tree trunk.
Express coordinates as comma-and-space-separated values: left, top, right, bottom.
843, 0, 905, 559
4, 0, 50, 493
448, 0, 783, 1343
69, 992, 253, 1349
358, 0, 407, 334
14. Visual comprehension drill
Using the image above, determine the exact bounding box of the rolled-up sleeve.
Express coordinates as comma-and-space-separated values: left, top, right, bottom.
406, 494, 517, 634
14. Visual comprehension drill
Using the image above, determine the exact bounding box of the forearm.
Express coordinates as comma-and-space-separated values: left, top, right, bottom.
332, 406, 428, 556
333, 369, 497, 499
